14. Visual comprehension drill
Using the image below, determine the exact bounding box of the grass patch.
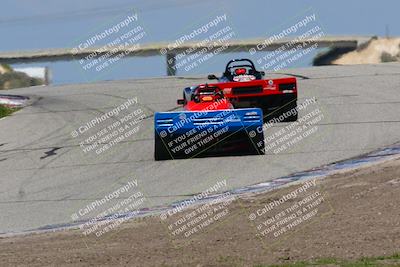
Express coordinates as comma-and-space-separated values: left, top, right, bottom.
0, 104, 19, 118
257, 253, 400, 267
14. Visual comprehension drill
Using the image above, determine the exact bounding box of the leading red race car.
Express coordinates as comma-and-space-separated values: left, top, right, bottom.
200, 58, 297, 122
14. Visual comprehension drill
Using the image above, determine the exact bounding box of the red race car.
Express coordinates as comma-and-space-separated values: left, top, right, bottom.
154, 59, 297, 160
204, 58, 298, 122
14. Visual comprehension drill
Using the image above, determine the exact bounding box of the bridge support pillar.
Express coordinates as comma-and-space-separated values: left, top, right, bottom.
166, 53, 176, 76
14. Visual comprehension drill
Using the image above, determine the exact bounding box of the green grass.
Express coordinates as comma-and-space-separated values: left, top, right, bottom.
255, 253, 400, 267
0, 104, 18, 118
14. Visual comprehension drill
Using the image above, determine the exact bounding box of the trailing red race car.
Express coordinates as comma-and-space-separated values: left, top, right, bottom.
154, 59, 297, 160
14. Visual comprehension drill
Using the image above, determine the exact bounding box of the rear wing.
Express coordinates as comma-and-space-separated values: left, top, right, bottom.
154, 108, 265, 160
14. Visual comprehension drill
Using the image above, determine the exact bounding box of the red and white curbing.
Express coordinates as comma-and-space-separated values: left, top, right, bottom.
0, 94, 29, 107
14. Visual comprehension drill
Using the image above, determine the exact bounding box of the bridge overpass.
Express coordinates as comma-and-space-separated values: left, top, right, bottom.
0, 36, 372, 75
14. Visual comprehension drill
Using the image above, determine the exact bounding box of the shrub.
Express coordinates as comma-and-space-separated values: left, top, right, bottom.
381, 51, 398, 62
0, 71, 44, 90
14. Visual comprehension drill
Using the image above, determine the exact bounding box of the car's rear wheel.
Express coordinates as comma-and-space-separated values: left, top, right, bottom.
154, 133, 171, 161
234, 94, 297, 122
278, 98, 298, 122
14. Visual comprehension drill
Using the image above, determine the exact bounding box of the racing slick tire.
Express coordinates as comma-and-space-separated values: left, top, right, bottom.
154, 133, 172, 161
258, 94, 298, 122
278, 97, 298, 122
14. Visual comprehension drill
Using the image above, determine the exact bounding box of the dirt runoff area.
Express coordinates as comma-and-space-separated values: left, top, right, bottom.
1, 157, 400, 267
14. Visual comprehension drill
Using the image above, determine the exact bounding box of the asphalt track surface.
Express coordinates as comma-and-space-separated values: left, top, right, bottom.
1, 63, 400, 233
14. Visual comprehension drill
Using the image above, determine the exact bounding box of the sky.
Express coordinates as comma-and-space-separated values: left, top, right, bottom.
0, 0, 399, 84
